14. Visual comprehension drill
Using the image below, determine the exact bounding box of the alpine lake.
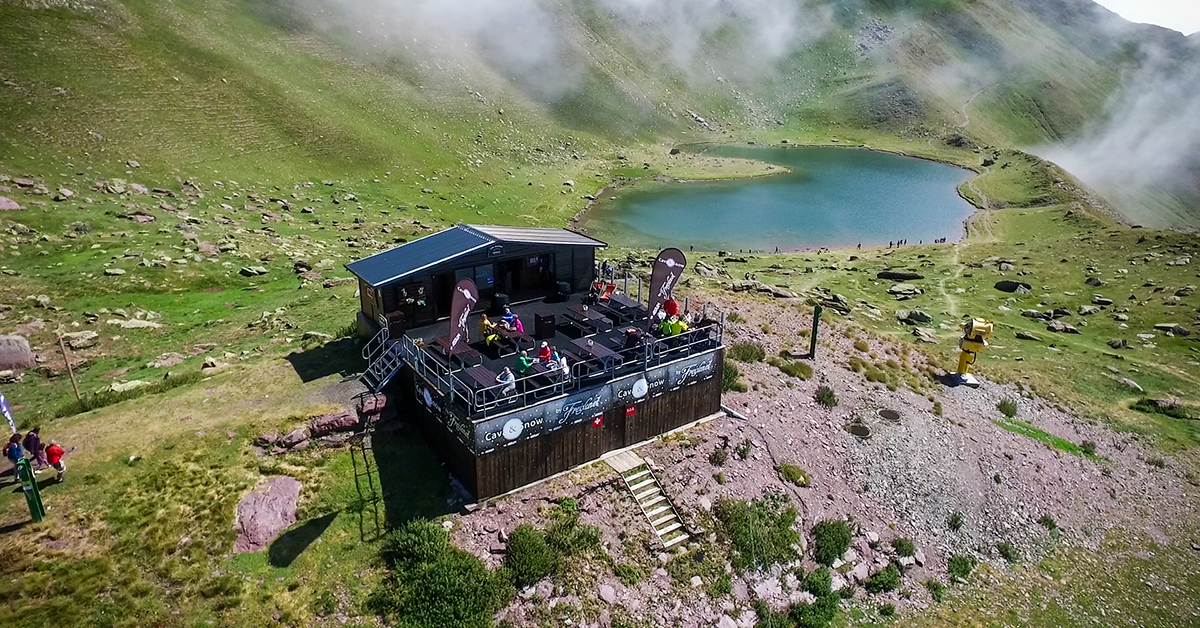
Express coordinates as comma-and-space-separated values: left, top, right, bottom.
582, 145, 978, 251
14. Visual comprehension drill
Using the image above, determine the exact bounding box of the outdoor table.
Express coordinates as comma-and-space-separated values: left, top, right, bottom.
433, 335, 482, 366
566, 304, 613, 331
571, 336, 621, 370
607, 292, 640, 310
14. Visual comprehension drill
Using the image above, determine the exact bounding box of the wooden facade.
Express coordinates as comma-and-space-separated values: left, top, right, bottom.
401, 350, 725, 499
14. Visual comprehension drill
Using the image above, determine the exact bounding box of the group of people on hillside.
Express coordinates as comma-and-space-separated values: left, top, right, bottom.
3, 427, 66, 484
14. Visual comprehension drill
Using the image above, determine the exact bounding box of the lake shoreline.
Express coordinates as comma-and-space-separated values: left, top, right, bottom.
574, 142, 980, 252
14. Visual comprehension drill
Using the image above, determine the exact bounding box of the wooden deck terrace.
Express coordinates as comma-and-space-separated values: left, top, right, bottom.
392, 291, 726, 421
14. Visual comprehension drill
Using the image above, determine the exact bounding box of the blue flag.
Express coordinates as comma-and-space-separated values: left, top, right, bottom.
0, 391, 14, 434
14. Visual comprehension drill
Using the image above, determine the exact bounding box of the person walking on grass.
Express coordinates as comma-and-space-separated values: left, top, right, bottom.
23, 427, 44, 472
4, 433, 24, 480
46, 440, 66, 483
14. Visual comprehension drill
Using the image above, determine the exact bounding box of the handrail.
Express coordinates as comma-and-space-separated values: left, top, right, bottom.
363, 326, 390, 361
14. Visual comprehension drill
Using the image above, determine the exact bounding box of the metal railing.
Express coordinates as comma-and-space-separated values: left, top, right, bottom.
395, 316, 725, 419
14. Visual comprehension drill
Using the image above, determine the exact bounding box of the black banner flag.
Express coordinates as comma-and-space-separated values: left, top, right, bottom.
448, 278, 479, 356
647, 248, 686, 329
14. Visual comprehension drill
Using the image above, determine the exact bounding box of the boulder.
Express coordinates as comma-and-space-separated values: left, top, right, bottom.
1046, 320, 1080, 334
1107, 338, 1128, 349
308, 412, 359, 437
104, 268, 127, 276
995, 280, 1032, 293
1085, 277, 1105, 287
1078, 305, 1100, 315
255, 433, 279, 446
62, 330, 100, 349
599, 584, 617, 605
877, 270, 924, 281
912, 327, 939, 344
240, 266, 269, 277
148, 352, 186, 369
1092, 295, 1114, 306
1119, 378, 1143, 393
0, 196, 22, 210
234, 476, 302, 553
359, 393, 388, 416
887, 283, 923, 296
1113, 313, 1130, 322
998, 262, 1014, 271
302, 331, 333, 342
1015, 331, 1041, 341
1153, 323, 1191, 337
317, 433, 352, 448
279, 428, 309, 448
109, 380, 150, 393
0, 335, 36, 371
906, 309, 933, 324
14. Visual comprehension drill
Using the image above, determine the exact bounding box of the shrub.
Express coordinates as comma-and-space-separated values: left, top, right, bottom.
709, 447, 728, 467
713, 494, 801, 570
505, 524, 556, 586
614, 563, 644, 586
947, 554, 976, 581
996, 541, 1019, 562
863, 563, 901, 593
397, 550, 511, 628
729, 341, 766, 363
854, 339, 870, 352
545, 509, 601, 557
1079, 440, 1096, 456
1037, 514, 1058, 531
722, 358, 747, 392
891, 538, 915, 558
802, 566, 833, 596
811, 519, 852, 566
879, 603, 896, 617
761, 323, 773, 335
997, 398, 1018, 418
815, 385, 838, 408
925, 579, 945, 602
1130, 398, 1191, 420
778, 360, 813, 380
727, 312, 746, 324
933, 401, 943, 416
779, 463, 811, 487
381, 520, 449, 571
709, 573, 732, 597
947, 512, 964, 532
1146, 455, 1167, 469
735, 439, 753, 460
715, 472, 727, 485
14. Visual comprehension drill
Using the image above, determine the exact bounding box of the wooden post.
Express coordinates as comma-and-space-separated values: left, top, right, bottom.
808, 305, 822, 360
58, 335, 81, 401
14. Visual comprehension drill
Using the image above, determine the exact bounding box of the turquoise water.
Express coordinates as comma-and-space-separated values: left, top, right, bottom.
584, 146, 977, 251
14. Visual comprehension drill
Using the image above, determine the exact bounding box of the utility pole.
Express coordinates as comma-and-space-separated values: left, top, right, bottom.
808, 304, 822, 360
57, 335, 81, 401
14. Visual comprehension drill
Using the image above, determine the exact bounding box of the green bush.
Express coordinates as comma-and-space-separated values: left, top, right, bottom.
854, 339, 870, 352
505, 524, 556, 586
727, 312, 746, 324
381, 520, 450, 571
802, 567, 833, 596
613, 563, 644, 586
925, 579, 945, 602
947, 511, 964, 532
722, 358, 747, 392
879, 603, 896, 617
815, 385, 838, 408
729, 341, 766, 363
713, 494, 801, 571
735, 439, 754, 459
997, 398, 1018, 418
778, 360, 813, 380
933, 401, 943, 416
1130, 398, 1191, 420
1037, 514, 1058, 531
544, 509, 601, 557
863, 563, 901, 593
397, 550, 512, 628
891, 537, 915, 557
709, 573, 732, 597
996, 541, 1019, 562
779, 463, 811, 487
811, 519, 852, 566
948, 554, 976, 581
709, 447, 729, 467
1079, 440, 1096, 456
715, 472, 727, 485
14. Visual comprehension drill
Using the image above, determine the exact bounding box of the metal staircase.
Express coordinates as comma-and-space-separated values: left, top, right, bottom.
606, 451, 690, 550
349, 427, 383, 541
361, 326, 404, 392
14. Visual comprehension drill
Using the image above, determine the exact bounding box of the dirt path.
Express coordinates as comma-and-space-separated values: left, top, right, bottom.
959, 86, 991, 129
937, 244, 964, 320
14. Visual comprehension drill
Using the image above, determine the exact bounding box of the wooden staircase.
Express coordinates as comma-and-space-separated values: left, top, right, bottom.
605, 451, 690, 550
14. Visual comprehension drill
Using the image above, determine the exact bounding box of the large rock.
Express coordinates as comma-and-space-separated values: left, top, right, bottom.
995, 280, 1032, 293
1078, 305, 1100, 316
307, 412, 359, 437
0, 335, 35, 371
1015, 331, 1041, 341
234, 476, 302, 553
877, 270, 924, 281
0, 196, 22, 210
887, 283, 923, 296
1153, 323, 1191, 337
62, 330, 100, 349
1046, 319, 1080, 334
599, 584, 617, 604
279, 428, 309, 448
912, 327, 939, 344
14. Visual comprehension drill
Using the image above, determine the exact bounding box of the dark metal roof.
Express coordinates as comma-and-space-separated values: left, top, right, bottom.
466, 224, 607, 248
347, 224, 606, 288
346, 226, 492, 287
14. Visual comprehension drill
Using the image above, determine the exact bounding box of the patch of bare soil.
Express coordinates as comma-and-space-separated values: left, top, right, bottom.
449, 296, 1196, 627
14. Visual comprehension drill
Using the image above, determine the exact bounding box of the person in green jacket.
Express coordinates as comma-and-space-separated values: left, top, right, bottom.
515, 350, 536, 375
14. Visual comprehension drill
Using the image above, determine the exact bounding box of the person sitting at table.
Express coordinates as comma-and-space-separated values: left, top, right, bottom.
512, 314, 525, 335
500, 306, 516, 328
657, 315, 673, 337
623, 327, 642, 350
480, 315, 500, 346
558, 354, 570, 379
515, 350, 536, 375
584, 280, 603, 305
537, 341, 553, 362
495, 367, 516, 396
669, 315, 689, 336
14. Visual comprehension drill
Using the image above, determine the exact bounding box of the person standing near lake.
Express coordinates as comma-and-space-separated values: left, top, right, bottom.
46, 440, 66, 483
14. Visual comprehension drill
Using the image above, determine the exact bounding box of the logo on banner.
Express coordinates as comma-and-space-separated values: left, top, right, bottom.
502, 418, 524, 441
591, 414, 604, 428
632, 377, 649, 399
625, 405, 637, 418
447, 278, 479, 355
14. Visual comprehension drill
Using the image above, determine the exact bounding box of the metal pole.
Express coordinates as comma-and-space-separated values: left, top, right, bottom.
58, 335, 81, 401
808, 305, 822, 360
17, 459, 45, 522
637, 277, 642, 304
623, 269, 628, 294
684, 297, 690, 316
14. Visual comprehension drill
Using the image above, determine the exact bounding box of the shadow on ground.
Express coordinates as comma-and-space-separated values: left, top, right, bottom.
269, 511, 338, 568
371, 426, 457, 529
286, 338, 366, 382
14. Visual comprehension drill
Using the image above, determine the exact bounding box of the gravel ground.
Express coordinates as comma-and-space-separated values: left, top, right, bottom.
448, 296, 1196, 628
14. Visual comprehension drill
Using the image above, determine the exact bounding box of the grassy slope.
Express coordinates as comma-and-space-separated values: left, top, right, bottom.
0, 0, 1197, 627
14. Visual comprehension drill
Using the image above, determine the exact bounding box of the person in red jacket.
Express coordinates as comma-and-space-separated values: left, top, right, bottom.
45, 440, 66, 483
